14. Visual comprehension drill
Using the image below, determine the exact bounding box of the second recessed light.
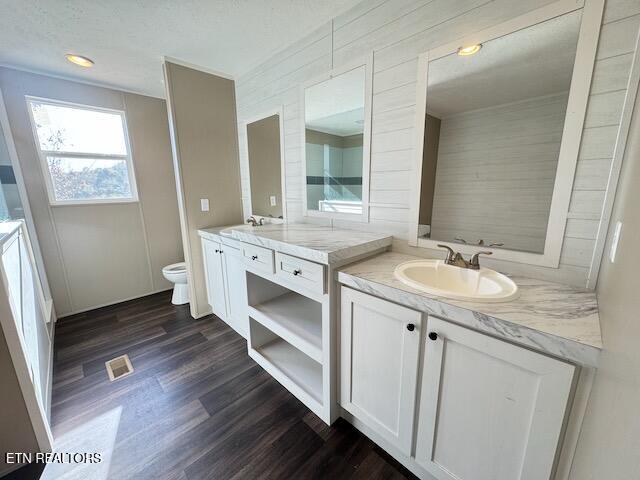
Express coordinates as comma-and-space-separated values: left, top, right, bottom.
457, 44, 482, 56
65, 54, 94, 67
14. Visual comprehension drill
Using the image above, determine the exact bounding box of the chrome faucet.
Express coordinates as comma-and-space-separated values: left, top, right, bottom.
246, 216, 264, 227
455, 237, 504, 247
438, 244, 492, 270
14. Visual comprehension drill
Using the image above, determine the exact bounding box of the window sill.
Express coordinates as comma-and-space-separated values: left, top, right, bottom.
49, 199, 139, 207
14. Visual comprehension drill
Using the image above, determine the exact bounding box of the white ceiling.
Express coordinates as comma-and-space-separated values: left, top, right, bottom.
427, 10, 581, 117
0, 0, 362, 98
305, 66, 365, 136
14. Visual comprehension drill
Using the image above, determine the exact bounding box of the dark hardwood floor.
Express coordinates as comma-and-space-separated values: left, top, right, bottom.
41, 290, 417, 480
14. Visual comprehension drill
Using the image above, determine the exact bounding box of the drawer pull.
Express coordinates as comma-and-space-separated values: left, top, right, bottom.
251, 255, 258, 260
293, 269, 302, 276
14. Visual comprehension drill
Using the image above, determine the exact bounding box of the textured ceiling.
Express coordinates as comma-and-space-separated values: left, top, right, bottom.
0, 0, 362, 98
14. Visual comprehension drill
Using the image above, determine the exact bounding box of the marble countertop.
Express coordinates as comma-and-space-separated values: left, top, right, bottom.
338, 252, 602, 367
198, 223, 392, 265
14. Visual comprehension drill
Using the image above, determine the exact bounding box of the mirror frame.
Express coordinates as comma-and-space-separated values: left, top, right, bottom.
300, 53, 373, 223
242, 106, 287, 223
409, 0, 604, 268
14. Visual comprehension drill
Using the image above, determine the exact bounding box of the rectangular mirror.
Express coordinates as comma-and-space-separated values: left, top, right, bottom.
302, 61, 371, 220
246, 111, 284, 219
412, 3, 599, 267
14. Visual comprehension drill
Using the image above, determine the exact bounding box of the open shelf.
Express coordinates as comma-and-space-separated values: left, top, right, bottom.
250, 336, 323, 410
248, 291, 322, 363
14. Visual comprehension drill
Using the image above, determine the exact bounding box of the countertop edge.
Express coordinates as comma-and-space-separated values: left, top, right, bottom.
326, 236, 394, 264
230, 230, 330, 263
338, 270, 601, 368
199, 225, 393, 265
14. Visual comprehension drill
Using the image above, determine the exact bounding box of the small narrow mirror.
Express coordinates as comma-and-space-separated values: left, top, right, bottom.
246, 114, 283, 219
304, 65, 367, 216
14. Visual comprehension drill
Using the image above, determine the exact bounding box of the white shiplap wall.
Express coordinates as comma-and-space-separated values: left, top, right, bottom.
235, 0, 640, 287
430, 93, 569, 254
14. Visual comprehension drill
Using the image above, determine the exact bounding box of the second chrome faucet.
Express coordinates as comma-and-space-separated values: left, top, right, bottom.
438, 244, 492, 270
246, 216, 264, 227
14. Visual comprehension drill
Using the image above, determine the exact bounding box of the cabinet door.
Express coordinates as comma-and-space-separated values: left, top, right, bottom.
340, 287, 422, 455
222, 246, 248, 338
202, 238, 227, 319
416, 317, 575, 480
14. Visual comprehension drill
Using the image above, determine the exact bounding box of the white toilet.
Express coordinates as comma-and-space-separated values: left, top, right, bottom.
162, 262, 189, 305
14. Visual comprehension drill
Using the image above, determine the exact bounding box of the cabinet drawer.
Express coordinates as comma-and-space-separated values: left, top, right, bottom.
241, 242, 274, 274
275, 252, 325, 294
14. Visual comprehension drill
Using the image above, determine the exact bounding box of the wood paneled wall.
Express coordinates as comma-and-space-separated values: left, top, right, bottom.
235, 0, 640, 287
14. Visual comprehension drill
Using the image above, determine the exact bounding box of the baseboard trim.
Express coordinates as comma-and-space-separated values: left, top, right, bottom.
57, 288, 174, 319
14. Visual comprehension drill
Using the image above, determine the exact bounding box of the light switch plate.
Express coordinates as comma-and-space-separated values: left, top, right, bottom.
200, 198, 209, 212
270, 195, 277, 206
610, 220, 622, 263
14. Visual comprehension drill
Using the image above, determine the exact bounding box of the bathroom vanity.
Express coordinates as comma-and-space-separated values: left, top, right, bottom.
337, 251, 601, 480
198, 223, 392, 423
199, 224, 602, 480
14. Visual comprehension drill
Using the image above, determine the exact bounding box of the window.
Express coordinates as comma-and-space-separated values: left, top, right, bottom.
26, 98, 138, 205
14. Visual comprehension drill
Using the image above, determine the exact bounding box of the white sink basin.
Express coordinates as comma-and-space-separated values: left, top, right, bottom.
393, 259, 518, 303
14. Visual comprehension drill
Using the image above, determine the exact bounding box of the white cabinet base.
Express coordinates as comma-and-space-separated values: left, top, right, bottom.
338, 287, 584, 480
340, 287, 422, 455
416, 317, 575, 480
201, 236, 248, 338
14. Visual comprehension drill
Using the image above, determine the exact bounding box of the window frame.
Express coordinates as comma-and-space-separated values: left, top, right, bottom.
25, 96, 139, 206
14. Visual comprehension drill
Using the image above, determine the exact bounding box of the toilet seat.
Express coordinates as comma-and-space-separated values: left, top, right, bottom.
163, 262, 186, 274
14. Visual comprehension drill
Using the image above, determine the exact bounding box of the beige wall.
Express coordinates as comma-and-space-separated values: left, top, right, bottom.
0, 67, 183, 316
418, 114, 440, 226
247, 114, 283, 218
0, 327, 38, 476
235, 0, 640, 288
164, 62, 243, 318
569, 84, 640, 479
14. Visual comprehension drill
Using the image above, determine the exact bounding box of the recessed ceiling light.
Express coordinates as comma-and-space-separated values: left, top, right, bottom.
65, 54, 94, 67
457, 44, 482, 56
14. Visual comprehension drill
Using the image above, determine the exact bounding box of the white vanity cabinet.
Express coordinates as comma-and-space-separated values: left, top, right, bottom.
222, 245, 248, 337
201, 236, 248, 337
339, 287, 576, 480
340, 287, 422, 455
416, 317, 575, 480
202, 238, 226, 318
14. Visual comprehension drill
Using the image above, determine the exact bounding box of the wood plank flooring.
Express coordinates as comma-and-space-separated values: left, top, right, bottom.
38, 291, 417, 480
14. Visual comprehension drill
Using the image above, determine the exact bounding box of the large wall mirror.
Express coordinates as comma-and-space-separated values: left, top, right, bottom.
245, 109, 285, 220
302, 58, 372, 221
411, 1, 602, 267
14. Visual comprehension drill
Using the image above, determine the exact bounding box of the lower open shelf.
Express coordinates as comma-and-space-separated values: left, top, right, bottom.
248, 291, 322, 363
250, 336, 323, 412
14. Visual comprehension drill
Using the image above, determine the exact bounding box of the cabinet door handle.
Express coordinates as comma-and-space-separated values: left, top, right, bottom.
293, 269, 302, 276
251, 255, 258, 260
219, 250, 224, 254
214, 249, 219, 253
428, 331, 438, 341
406, 323, 415, 332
